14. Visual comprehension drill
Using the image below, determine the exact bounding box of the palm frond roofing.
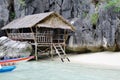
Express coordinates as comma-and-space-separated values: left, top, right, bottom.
1, 12, 75, 31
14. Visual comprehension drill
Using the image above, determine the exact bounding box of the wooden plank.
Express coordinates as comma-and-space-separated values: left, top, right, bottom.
30, 28, 36, 42
50, 44, 53, 60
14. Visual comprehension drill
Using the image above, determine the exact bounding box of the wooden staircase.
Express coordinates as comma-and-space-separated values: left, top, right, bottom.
53, 44, 70, 62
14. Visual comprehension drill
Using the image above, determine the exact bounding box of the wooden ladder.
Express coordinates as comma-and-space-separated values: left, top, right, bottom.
53, 44, 70, 62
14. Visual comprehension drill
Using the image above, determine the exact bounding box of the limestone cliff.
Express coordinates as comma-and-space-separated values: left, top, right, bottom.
0, 0, 120, 52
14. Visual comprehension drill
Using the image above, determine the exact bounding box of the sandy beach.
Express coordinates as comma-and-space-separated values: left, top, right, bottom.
53, 51, 120, 68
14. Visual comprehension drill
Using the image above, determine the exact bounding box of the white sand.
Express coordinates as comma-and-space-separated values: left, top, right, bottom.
54, 51, 120, 68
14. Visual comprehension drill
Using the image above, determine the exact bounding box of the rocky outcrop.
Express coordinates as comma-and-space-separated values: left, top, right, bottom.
68, 1, 120, 52
0, 0, 120, 52
13, 0, 91, 19
14, 0, 26, 18
0, 36, 32, 58
0, 0, 10, 36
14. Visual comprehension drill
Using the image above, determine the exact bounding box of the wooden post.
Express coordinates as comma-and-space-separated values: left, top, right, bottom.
5, 30, 9, 37
21, 28, 24, 41
30, 28, 36, 43
50, 44, 53, 60
58, 29, 60, 43
35, 43, 38, 60
63, 30, 66, 51
30, 27, 38, 60
50, 32, 53, 60
18, 29, 22, 41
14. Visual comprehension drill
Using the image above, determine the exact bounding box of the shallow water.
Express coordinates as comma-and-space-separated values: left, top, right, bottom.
0, 61, 120, 80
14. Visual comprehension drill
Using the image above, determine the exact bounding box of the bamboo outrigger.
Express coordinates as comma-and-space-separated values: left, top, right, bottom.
1, 12, 75, 62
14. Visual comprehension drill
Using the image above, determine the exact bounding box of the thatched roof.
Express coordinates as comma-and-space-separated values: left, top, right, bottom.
1, 12, 75, 31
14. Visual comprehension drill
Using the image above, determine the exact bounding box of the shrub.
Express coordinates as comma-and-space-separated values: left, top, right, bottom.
91, 13, 99, 25
105, 0, 120, 12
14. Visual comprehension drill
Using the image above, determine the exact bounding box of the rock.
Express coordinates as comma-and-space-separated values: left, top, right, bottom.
54, 3, 61, 13
114, 18, 120, 50
0, 0, 9, 23
0, 36, 32, 58
68, 1, 120, 52
14, 0, 26, 18
62, 10, 71, 19
62, 0, 71, 11
1, 0, 120, 52
0, 0, 10, 36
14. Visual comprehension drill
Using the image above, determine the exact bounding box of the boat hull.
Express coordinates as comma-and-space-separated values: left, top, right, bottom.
0, 66, 16, 73
0, 56, 34, 65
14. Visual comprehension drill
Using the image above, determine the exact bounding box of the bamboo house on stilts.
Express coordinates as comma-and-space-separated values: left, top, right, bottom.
1, 12, 75, 62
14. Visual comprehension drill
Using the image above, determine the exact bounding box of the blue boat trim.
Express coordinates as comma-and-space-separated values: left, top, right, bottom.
0, 66, 16, 73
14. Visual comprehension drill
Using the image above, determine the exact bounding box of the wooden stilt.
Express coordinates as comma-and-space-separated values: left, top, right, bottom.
35, 43, 38, 60
30, 28, 36, 42
30, 27, 38, 60
5, 30, 8, 37
50, 44, 53, 60
63, 30, 66, 51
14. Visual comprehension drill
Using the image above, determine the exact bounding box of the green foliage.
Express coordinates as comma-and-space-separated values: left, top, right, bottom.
105, 0, 120, 12
82, 12, 88, 18
105, 0, 117, 8
19, 0, 26, 7
10, 12, 15, 20
91, 13, 99, 25
114, 7, 120, 12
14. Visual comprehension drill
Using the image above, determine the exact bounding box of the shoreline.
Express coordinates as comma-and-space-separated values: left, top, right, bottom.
51, 51, 120, 69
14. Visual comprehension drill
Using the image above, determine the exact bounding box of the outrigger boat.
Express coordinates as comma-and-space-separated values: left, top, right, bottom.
0, 56, 34, 73
0, 65, 16, 73
0, 56, 34, 65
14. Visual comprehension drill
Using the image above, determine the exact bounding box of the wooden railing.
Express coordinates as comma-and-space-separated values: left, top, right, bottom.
36, 33, 52, 43
8, 33, 65, 44
8, 33, 35, 40
53, 34, 65, 43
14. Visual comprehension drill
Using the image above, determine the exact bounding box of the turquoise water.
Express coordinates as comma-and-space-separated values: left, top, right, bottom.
0, 61, 120, 80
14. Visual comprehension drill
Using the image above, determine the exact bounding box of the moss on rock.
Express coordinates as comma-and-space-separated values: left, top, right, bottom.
66, 46, 90, 53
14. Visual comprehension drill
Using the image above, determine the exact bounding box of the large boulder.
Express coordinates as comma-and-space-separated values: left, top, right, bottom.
0, 36, 32, 58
